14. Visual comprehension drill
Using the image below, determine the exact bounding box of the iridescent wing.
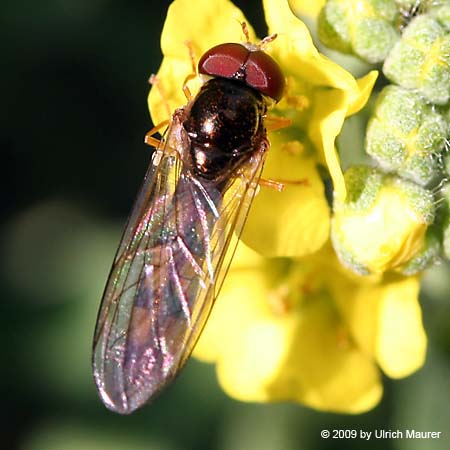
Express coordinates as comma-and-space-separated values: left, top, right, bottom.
92, 115, 267, 414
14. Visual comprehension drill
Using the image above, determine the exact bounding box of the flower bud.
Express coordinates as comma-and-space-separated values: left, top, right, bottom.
439, 183, 450, 260
429, 3, 450, 31
399, 228, 440, 275
318, 0, 400, 63
383, 14, 450, 105
332, 166, 435, 275
442, 225, 450, 260
395, 0, 418, 8
366, 85, 447, 185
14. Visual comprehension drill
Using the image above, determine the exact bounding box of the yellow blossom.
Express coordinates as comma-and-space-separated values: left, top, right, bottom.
288, 0, 326, 19
146, 0, 424, 414
194, 242, 426, 412
148, 0, 377, 260
331, 166, 435, 275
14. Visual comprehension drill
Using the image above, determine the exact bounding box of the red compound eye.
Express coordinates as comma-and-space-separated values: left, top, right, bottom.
198, 43, 249, 79
245, 50, 285, 102
198, 43, 285, 102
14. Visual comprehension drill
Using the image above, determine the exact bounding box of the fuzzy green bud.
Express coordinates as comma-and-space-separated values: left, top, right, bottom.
332, 166, 435, 275
366, 85, 447, 185
439, 183, 450, 260
383, 14, 450, 105
443, 226, 450, 260
395, 0, 417, 8
442, 107, 450, 176
429, 3, 450, 31
399, 228, 441, 275
444, 153, 450, 177
394, 0, 436, 12
318, 0, 400, 63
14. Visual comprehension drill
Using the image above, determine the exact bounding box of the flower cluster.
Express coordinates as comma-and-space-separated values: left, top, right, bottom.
147, 0, 444, 413
318, 0, 449, 276
318, 0, 400, 63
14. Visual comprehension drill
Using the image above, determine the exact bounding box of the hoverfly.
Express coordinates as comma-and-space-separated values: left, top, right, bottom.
92, 30, 286, 414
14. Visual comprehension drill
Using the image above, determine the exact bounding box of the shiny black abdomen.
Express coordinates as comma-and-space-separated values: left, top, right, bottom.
183, 78, 267, 181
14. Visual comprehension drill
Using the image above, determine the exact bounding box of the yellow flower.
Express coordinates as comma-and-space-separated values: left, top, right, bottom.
331, 166, 435, 275
147, 0, 425, 414
148, 0, 377, 259
194, 242, 426, 412
289, 0, 326, 19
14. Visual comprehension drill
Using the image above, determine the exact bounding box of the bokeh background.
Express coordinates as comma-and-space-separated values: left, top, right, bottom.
1, 1, 449, 449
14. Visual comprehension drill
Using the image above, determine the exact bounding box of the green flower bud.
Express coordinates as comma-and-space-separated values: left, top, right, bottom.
394, 0, 434, 13
400, 227, 441, 275
444, 153, 450, 177
332, 166, 435, 275
438, 104, 450, 175
395, 0, 418, 8
429, 3, 450, 31
318, 1, 353, 54
366, 85, 447, 185
383, 14, 450, 105
439, 183, 450, 260
318, 0, 400, 63
442, 225, 450, 259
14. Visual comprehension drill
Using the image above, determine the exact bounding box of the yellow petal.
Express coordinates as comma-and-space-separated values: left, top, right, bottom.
333, 269, 426, 378
308, 71, 377, 202
148, 58, 196, 126
375, 275, 427, 378
288, 0, 326, 19
195, 247, 383, 413
277, 298, 382, 413
263, 0, 362, 93
263, 0, 315, 49
268, 37, 374, 204
193, 243, 267, 362
309, 89, 348, 201
346, 71, 378, 116
310, 244, 426, 379
160, 0, 254, 59
148, 0, 253, 124
333, 182, 431, 274
241, 141, 330, 258
264, 10, 358, 92
215, 294, 382, 413
263, 2, 377, 204
216, 318, 295, 402
333, 274, 385, 357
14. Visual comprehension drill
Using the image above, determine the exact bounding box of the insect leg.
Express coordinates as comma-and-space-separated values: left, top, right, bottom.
182, 41, 198, 101
259, 33, 278, 50
144, 120, 170, 148
240, 21, 251, 43
259, 177, 309, 192
240, 21, 277, 50
259, 178, 285, 192
149, 74, 172, 118
265, 115, 292, 132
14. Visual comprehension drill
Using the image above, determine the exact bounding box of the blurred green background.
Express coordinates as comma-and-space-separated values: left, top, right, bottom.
1, 1, 449, 449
